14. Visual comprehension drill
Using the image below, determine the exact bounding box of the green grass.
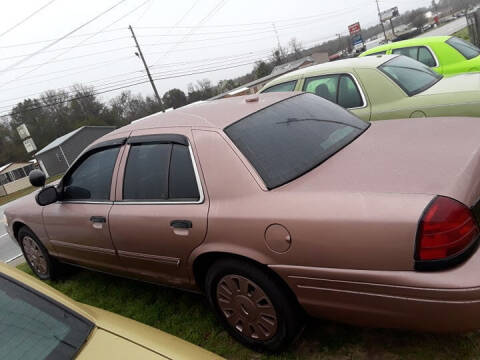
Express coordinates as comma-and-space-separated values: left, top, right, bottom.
0, 174, 63, 206
16, 263, 480, 359
453, 27, 470, 42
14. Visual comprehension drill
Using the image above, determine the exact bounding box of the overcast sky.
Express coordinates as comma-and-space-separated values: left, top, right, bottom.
0, 0, 433, 114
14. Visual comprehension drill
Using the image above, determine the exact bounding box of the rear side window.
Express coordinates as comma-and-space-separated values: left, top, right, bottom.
392, 46, 437, 67
225, 93, 368, 189
303, 74, 364, 108
446, 36, 480, 60
123, 143, 170, 200
169, 145, 200, 200
123, 141, 200, 201
0, 274, 92, 360
262, 80, 297, 93
63, 146, 120, 201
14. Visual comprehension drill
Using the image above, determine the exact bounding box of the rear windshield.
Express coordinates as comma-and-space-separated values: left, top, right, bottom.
0, 274, 93, 359
224, 93, 368, 189
446, 36, 480, 60
379, 55, 442, 96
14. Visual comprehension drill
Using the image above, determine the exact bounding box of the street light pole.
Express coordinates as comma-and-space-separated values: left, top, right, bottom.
128, 25, 163, 108
376, 0, 388, 41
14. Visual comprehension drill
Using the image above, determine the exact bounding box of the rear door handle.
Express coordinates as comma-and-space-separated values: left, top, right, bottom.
170, 220, 192, 229
90, 216, 106, 223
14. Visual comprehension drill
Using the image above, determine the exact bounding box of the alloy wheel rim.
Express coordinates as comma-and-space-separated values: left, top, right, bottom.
23, 236, 48, 276
216, 274, 278, 341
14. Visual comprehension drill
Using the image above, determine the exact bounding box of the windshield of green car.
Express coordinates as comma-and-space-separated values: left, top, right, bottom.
446, 36, 480, 60
379, 55, 442, 96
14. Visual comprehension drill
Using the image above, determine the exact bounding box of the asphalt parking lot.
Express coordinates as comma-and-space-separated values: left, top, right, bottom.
0, 199, 22, 263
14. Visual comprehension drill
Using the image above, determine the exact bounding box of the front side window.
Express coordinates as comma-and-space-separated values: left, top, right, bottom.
123, 141, 200, 201
392, 46, 437, 67
0, 274, 92, 360
446, 36, 480, 60
225, 93, 368, 189
379, 55, 442, 96
303, 74, 363, 108
261, 80, 297, 93
63, 146, 120, 201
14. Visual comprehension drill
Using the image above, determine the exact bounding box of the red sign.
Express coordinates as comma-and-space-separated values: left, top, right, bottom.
348, 22, 361, 35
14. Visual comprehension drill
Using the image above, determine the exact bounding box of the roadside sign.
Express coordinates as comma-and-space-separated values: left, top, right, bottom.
380, 6, 399, 22
23, 138, 37, 153
348, 22, 361, 35
16, 124, 30, 140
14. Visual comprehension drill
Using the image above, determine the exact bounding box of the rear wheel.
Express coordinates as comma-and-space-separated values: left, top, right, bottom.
205, 258, 303, 352
19, 227, 56, 280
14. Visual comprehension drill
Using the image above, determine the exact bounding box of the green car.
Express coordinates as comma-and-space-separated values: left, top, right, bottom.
360, 36, 480, 76
259, 55, 480, 121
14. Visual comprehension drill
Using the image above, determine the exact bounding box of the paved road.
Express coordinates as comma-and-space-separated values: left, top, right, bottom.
418, 17, 467, 37
0, 198, 23, 262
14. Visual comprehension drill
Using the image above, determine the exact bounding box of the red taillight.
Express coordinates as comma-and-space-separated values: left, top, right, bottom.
417, 196, 479, 261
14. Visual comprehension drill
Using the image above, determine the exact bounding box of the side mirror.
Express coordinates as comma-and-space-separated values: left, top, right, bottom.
36, 186, 58, 206
29, 169, 46, 188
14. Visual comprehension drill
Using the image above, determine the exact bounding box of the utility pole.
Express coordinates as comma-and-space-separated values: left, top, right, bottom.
375, 0, 388, 42
128, 25, 163, 109
272, 23, 286, 59
336, 33, 343, 53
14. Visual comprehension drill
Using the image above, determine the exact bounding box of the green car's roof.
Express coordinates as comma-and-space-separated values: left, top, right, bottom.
360, 36, 451, 56
262, 54, 395, 89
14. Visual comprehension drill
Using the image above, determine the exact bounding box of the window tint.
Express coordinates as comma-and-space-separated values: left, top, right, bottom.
303, 75, 338, 103
0, 275, 92, 360
392, 47, 418, 59
379, 55, 442, 96
338, 75, 363, 108
63, 146, 119, 201
225, 93, 368, 189
262, 81, 297, 93
123, 142, 200, 201
123, 143, 170, 200
446, 37, 480, 60
418, 47, 437, 67
169, 144, 200, 200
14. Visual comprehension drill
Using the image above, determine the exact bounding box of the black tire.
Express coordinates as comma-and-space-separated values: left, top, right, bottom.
18, 227, 56, 280
205, 258, 303, 352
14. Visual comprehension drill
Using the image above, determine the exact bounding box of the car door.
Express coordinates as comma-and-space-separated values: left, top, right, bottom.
302, 73, 371, 120
108, 129, 208, 287
42, 139, 126, 274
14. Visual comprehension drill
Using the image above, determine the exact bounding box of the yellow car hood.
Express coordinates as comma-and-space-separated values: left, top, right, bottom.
79, 304, 224, 360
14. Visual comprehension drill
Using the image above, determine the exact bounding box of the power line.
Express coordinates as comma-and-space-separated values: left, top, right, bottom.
152, 0, 229, 65
0, 59, 264, 117
0, 0, 128, 75
1, 0, 150, 87
0, 0, 57, 39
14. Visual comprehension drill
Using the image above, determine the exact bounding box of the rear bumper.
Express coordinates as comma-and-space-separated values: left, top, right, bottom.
270, 250, 480, 332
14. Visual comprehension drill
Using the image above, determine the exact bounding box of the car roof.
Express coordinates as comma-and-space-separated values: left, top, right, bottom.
261, 55, 396, 89
361, 36, 451, 55
106, 92, 299, 137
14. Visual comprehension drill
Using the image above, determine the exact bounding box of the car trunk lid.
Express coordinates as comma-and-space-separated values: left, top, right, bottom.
420, 73, 480, 95
285, 117, 480, 207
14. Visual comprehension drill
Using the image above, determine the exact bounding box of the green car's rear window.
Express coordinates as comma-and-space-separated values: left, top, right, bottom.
446, 37, 480, 60
379, 55, 442, 96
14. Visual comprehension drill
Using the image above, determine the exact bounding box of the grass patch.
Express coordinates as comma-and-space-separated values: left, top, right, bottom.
453, 27, 470, 41
17, 262, 480, 359
0, 174, 63, 206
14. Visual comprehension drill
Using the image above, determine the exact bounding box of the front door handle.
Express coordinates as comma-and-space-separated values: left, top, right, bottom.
90, 216, 106, 223
170, 220, 192, 229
